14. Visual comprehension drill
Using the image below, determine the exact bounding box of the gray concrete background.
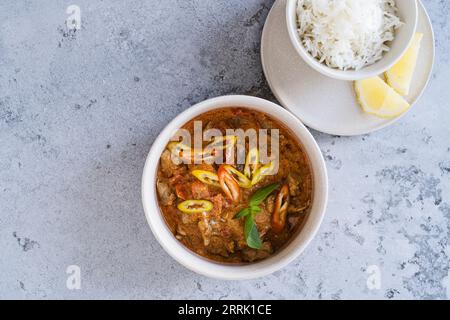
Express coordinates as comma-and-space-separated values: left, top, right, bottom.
0, 0, 449, 299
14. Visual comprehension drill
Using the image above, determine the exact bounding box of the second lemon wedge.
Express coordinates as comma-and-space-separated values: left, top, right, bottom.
385, 33, 424, 96
355, 77, 410, 119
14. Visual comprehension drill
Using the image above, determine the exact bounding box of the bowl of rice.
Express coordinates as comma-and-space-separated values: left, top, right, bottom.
286, 0, 418, 81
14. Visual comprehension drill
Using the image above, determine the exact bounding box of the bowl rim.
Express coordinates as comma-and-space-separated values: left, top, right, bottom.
285, 0, 419, 81
141, 95, 328, 280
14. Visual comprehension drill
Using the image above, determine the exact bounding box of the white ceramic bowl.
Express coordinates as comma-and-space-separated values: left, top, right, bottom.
142, 95, 328, 280
286, 0, 418, 81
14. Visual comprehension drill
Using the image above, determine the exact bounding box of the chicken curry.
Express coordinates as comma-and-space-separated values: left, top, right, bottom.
156, 108, 313, 263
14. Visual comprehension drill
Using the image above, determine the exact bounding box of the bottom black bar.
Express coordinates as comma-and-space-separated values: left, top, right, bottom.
1, 300, 448, 318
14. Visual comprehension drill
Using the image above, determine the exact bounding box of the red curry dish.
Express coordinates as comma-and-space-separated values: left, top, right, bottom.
156, 108, 313, 263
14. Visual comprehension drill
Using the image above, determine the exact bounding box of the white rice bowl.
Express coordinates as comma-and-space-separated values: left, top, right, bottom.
296, 0, 403, 70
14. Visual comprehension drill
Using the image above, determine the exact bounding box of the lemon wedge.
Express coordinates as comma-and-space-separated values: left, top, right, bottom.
385, 33, 424, 96
355, 77, 410, 119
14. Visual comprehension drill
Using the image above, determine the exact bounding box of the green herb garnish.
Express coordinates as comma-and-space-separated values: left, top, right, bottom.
233, 183, 279, 249
250, 183, 279, 206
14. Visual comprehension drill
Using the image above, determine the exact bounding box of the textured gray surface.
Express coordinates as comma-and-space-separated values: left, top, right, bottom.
0, 0, 449, 300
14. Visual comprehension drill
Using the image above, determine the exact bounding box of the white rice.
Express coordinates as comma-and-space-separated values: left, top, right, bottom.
296, 0, 403, 70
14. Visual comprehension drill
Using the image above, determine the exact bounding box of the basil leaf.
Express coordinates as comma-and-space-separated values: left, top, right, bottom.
249, 183, 279, 206
244, 215, 262, 249
250, 205, 262, 213
234, 208, 251, 220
